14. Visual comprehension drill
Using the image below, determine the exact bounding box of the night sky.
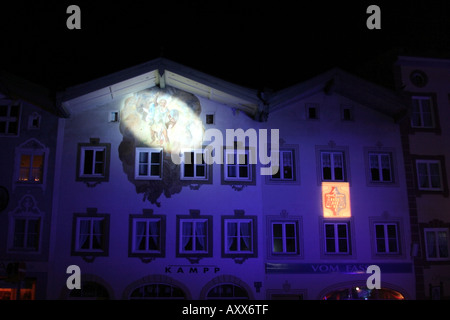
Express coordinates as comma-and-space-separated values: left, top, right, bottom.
1, 1, 450, 93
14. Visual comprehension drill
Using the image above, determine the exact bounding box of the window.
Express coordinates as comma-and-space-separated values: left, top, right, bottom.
76, 139, 111, 184
81, 147, 106, 177
424, 228, 449, 261
179, 219, 208, 254
18, 154, 44, 184
374, 223, 399, 254
206, 114, 214, 125
341, 105, 354, 121
272, 222, 298, 254
181, 150, 207, 180
0, 102, 20, 135
224, 219, 253, 254
14, 139, 49, 190
411, 96, 435, 128
321, 151, 345, 181
72, 212, 110, 258
135, 147, 162, 180
224, 149, 251, 181
369, 152, 393, 183
11, 217, 40, 251
132, 218, 162, 253
206, 284, 249, 300
75, 217, 106, 252
129, 284, 186, 300
28, 112, 41, 130
69, 281, 110, 300
176, 215, 212, 259
416, 160, 443, 191
324, 222, 350, 254
306, 103, 319, 120
271, 150, 294, 181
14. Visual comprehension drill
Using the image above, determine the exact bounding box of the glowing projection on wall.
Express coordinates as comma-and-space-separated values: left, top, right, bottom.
118, 86, 205, 206
322, 182, 351, 218
120, 86, 205, 154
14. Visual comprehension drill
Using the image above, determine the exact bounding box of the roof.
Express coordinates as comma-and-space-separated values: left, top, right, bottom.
267, 67, 408, 121
59, 57, 265, 120
0, 70, 66, 117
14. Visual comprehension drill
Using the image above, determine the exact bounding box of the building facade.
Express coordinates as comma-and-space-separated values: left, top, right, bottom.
0, 72, 64, 299
395, 56, 450, 300
39, 58, 415, 300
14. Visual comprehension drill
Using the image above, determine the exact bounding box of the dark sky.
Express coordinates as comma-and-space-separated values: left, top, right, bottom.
1, 1, 450, 93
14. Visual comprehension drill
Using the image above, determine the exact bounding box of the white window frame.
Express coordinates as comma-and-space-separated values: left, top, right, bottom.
321, 151, 345, 182
224, 149, 251, 181
179, 219, 208, 254
132, 218, 161, 254
180, 149, 208, 180
411, 96, 435, 128
224, 219, 253, 254
424, 228, 450, 261
0, 101, 21, 136
75, 217, 105, 253
324, 222, 350, 254
271, 150, 294, 181
416, 159, 443, 191
135, 147, 163, 180
79, 146, 107, 178
271, 221, 297, 254
374, 223, 399, 254
369, 152, 393, 183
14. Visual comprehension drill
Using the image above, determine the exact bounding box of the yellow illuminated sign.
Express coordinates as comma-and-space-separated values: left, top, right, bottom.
322, 182, 351, 218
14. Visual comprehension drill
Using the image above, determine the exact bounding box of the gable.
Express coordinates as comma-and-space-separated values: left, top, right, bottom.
60, 58, 262, 119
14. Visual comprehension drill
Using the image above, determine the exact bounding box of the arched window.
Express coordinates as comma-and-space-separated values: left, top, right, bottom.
206, 284, 249, 300
69, 281, 109, 300
322, 286, 404, 300
129, 283, 186, 299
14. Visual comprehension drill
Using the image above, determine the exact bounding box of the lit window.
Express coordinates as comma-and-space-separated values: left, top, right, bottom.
224, 219, 253, 254
424, 228, 449, 261
321, 151, 345, 181
135, 147, 162, 180
324, 222, 350, 254
14, 139, 48, 189
0, 102, 20, 136
369, 153, 393, 183
416, 160, 443, 191
181, 150, 207, 180
179, 219, 208, 253
411, 96, 435, 128
272, 222, 297, 254
374, 223, 399, 254
18, 154, 44, 183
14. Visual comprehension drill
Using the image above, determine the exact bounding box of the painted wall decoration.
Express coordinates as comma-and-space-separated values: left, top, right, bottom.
322, 182, 351, 218
118, 86, 205, 206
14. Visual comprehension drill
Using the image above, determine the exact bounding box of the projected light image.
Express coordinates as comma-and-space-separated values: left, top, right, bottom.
118, 86, 206, 205
120, 86, 205, 153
